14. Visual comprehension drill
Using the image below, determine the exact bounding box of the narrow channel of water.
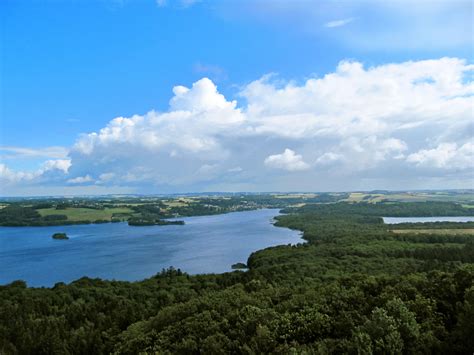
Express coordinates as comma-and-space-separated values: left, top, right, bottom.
383, 216, 474, 224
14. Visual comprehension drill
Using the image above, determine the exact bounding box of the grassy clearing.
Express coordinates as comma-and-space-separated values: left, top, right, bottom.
38, 207, 134, 221
345, 192, 367, 202
392, 229, 474, 235
368, 195, 387, 203
162, 201, 190, 207
344, 193, 386, 203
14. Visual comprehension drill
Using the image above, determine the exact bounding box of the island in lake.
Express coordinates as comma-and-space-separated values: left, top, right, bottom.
51, 233, 68, 240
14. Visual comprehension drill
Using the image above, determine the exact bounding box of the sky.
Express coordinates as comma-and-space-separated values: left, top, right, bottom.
0, 0, 473, 196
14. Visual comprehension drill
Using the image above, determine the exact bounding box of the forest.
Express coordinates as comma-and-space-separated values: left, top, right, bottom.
0, 200, 473, 354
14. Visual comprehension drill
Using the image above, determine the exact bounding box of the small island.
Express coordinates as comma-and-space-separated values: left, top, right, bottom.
51, 233, 69, 240
231, 262, 247, 270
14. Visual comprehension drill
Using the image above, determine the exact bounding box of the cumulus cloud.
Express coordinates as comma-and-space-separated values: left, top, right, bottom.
41, 159, 71, 174
0, 159, 71, 187
3, 57, 473, 194
242, 58, 473, 141
407, 142, 474, 169
264, 149, 310, 171
0, 164, 36, 184
74, 78, 243, 158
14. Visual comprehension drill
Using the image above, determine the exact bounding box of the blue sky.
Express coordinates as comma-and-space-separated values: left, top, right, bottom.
1, 0, 473, 195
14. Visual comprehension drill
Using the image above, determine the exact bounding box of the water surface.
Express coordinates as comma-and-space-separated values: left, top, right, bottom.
0, 209, 301, 287
383, 216, 474, 224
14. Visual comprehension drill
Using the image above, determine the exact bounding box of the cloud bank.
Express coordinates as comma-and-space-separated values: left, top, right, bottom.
1, 57, 473, 195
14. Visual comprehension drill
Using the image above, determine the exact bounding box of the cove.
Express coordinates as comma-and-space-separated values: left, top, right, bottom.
0, 209, 302, 287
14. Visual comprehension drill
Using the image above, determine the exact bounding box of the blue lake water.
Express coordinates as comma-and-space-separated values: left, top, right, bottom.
0, 209, 302, 287
383, 216, 474, 224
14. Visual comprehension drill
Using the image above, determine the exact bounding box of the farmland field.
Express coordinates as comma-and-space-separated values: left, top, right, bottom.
37, 207, 134, 221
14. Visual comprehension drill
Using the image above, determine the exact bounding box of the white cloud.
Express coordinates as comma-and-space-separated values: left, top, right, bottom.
74, 78, 243, 158
264, 149, 309, 171
325, 18, 354, 28
41, 159, 71, 174
67, 175, 93, 184
407, 142, 474, 169
4, 57, 474, 194
0, 159, 71, 188
0, 164, 35, 184
316, 152, 343, 165
242, 58, 473, 140
169, 78, 240, 116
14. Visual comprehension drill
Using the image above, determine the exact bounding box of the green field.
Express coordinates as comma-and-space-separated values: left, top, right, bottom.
37, 207, 134, 221
162, 200, 190, 207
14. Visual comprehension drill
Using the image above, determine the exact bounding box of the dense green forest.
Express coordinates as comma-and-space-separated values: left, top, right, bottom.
0, 201, 473, 354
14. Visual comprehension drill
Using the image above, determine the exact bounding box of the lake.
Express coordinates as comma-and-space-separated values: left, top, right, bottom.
383, 216, 474, 224
0, 209, 302, 287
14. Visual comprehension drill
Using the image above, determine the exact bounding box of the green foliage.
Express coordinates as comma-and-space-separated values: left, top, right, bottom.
0, 206, 41, 226
0, 201, 473, 353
